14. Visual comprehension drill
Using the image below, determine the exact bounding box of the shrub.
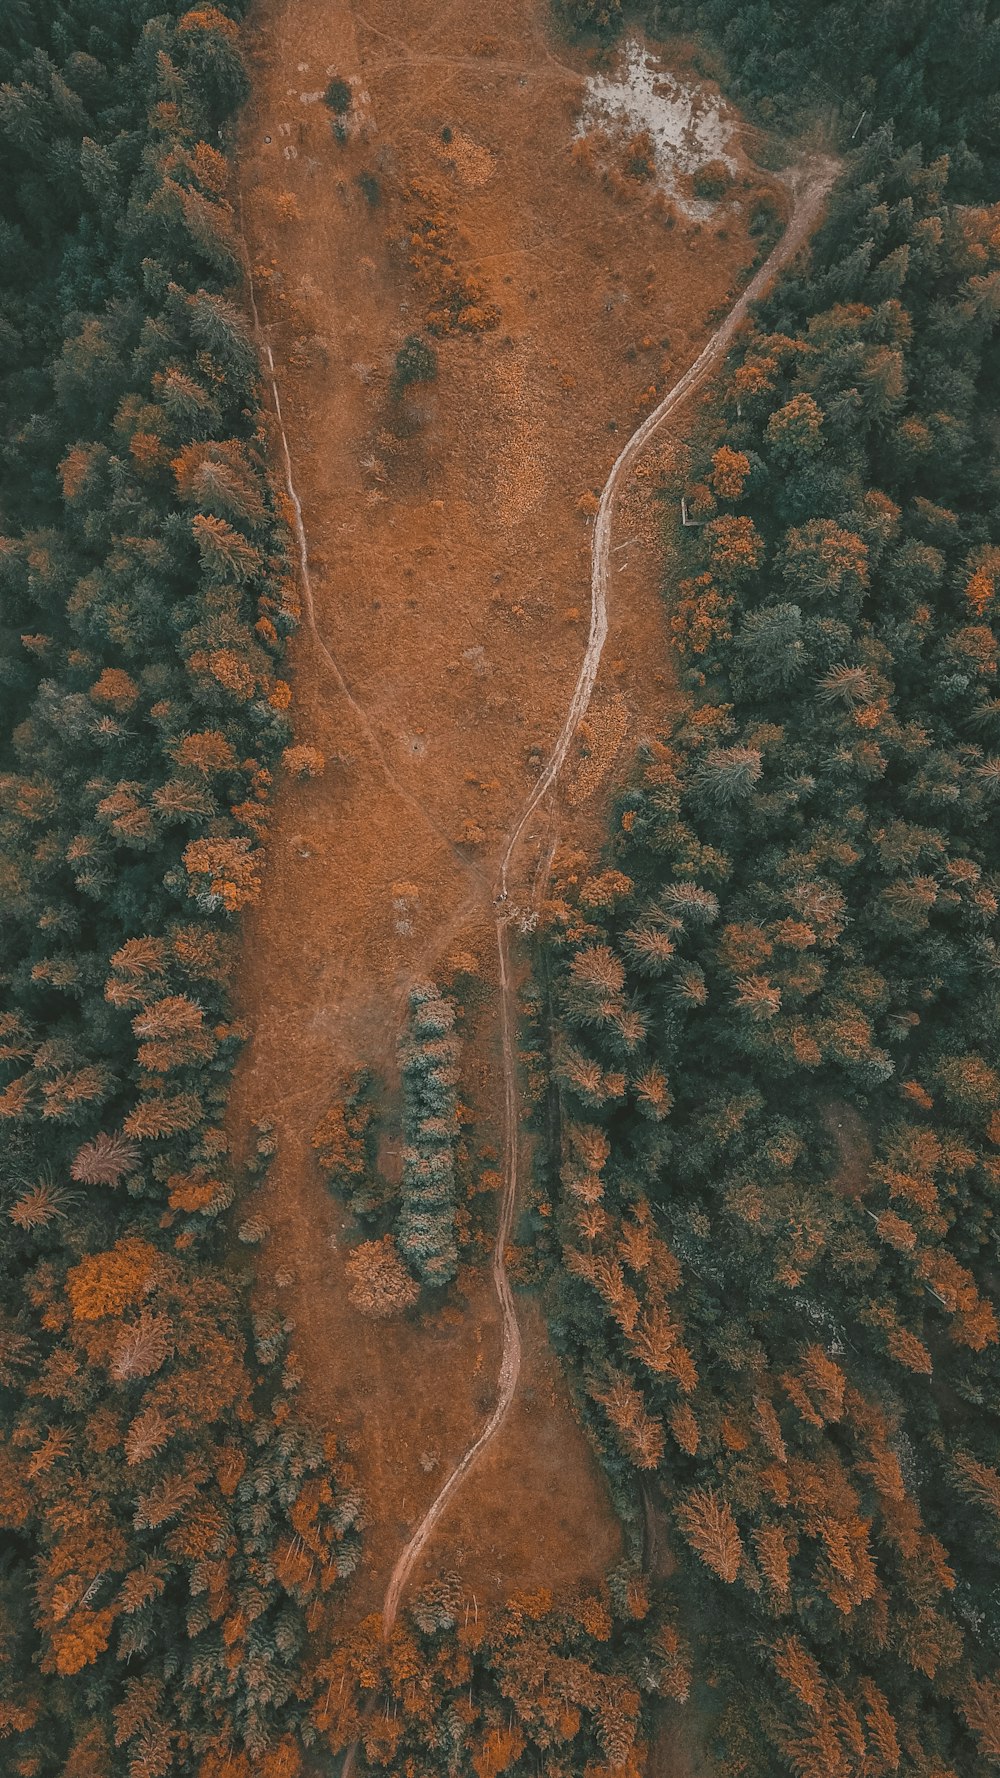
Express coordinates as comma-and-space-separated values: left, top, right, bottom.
692, 159, 731, 200
397, 985, 462, 1284
345, 1235, 419, 1318
392, 334, 438, 392
324, 76, 352, 115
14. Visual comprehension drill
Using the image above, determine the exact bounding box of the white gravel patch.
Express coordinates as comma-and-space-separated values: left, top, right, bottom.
577, 36, 738, 217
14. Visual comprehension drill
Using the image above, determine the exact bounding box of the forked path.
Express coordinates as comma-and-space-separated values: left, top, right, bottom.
378, 156, 837, 1640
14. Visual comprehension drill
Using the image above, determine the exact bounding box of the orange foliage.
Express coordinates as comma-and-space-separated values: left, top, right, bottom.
174, 729, 237, 774
960, 1676, 1000, 1762
954, 1450, 1000, 1520
124, 1092, 203, 1139
50, 1607, 115, 1677
71, 1130, 139, 1186
312, 1093, 366, 1180
90, 667, 139, 710
754, 1523, 795, 1598
719, 921, 773, 974
901, 1078, 934, 1110
706, 513, 765, 581
111, 1310, 174, 1381
628, 1302, 686, 1374
963, 545, 1000, 615
182, 836, 261, 911
668, 1402, 700, 1455
0, 1073, 33, 1120
95, 782, 154, 844
753, 1394, 788, 1464
179, 7, 239, 36
133, 994, 211, 1071
675, 1487, 743, 1582
282, 744, 326, 778
798, 1346, 846, 1422
917, 1247, 998, 1348
66, 1237, 158, 1322
260, 1741, 303, 1778
578, 1595, 613, 1640
167, 1171, 224, 1213
404, 183, 501, 336
472, 1726, 526, 1777
592, 1369, 665, 1470
722, 1415, 750, 1451
345, 1237, 419, 1319
204, 648, 256, 700
171, 441, 265, 530
106, 935, 167, 993
711, 445, 751, 500
773, 1633, 825, 1711
653, 1620, 692, 1702
858, 1677, 901, 1771
669, 571, 734, 657
886, 1323, 933, 1375
169, 922, 231, 979
59, 444, 98, 500
130, 430, 166, 472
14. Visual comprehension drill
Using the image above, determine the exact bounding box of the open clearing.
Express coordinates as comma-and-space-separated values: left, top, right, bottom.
231, 0, 793, 1623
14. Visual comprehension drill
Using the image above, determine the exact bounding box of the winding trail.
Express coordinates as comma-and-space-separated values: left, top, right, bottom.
245, 145, 835, 1770
376, 155, 838, 1643
497, 158, 836, 905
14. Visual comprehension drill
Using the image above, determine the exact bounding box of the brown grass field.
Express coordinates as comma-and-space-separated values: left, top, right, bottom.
230, 0, 784, 1628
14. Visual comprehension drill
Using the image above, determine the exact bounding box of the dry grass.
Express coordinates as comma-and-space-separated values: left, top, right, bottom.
231, 0, 780, 1654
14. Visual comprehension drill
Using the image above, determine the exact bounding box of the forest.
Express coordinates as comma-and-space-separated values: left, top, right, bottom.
0, 4, 366, 1771
558, 0, 1000, 198
1, 0, 999, 1775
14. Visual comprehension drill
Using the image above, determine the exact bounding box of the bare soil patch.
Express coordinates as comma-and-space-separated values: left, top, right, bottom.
231, 0, 783, 1624
821, 1100, 874, 1200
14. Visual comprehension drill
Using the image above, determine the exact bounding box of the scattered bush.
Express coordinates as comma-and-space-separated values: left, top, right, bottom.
391, 333, 438, 393
312, 1069, 381, 1218
692, 158, 731, 200
282, 743, 326, 777
356, 169, 381, 206
324, 76, 352, 115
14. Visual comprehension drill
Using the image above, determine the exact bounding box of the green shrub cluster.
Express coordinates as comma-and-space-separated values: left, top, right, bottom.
397, 983, 463, 1285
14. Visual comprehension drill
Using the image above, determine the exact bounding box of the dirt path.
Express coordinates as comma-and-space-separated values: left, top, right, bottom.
373, 154, 838, 1641
501, 158, 836, 904
379, 910, 521, 1633
241, 213, 523, 1645
241, 214, 489, 898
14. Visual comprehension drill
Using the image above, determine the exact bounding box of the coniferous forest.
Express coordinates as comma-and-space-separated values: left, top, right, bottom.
543, 137, 1000, 1774
2, 1, 1000, 1776
0, 5, 365, 1770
